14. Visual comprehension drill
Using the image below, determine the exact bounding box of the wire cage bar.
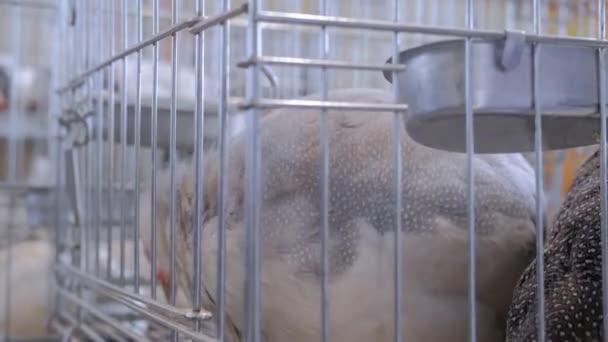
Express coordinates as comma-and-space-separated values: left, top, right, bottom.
0, 0, 606, 342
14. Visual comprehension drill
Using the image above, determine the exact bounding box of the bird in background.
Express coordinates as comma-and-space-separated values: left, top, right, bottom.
168, 87, 543, 341
507, 147, 605, 341
0, 228, 54, 339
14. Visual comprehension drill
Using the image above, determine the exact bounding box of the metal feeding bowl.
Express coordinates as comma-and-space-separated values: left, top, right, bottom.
384, 32, 604, 154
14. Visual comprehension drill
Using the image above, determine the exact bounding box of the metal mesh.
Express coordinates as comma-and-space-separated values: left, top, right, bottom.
1, 0, 607, 341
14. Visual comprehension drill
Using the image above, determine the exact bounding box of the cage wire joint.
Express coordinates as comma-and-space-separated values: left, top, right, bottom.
58, 107, 92, 148
235, 60, 280, 98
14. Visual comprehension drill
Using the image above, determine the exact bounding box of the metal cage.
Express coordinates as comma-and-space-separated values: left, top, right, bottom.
3, 0, 608, 341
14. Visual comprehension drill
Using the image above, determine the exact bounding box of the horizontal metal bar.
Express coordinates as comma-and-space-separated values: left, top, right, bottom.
57, 288, 148, 341
58, 17, 202, 93
257, 11, 608, 48
189, 3, 248, 34
89, 99, 233, 149
237, 56, 406, 71
60, 8, 608, 96
256, 11, 504, 35
92, 287, 217, 342
0, 183, 55, 192
57, 264, 210, 322
49, 318, 69, 340
239, 98, 409, 112
59, 311, 107, 342
6, 336, 62, 342
57, 265, 217, 342
0, 0, 56, 10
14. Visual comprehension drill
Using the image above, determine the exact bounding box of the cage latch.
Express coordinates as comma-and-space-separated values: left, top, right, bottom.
498, 29, 526, 71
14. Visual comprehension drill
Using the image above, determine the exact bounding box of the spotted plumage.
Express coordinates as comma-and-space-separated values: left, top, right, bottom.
507, 149, 603, 342
175, 88, 540, 341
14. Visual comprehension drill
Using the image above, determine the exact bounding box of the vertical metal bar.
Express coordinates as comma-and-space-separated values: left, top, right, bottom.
578, 1, 586, 37
133, 0, 143, 296
85, 2, 98, 273
588, 0, 595, 37
169, 0, 179, 311
192, 0, 206, 331
415, 0, 424, 44
107, 0, 116, 281
464, 0, 476, 341
95, 48, 106, 277
532, 1, 546, 341
150, 0, 160, 301
48, 7, 62, 290
6, 0, 21, 185
556, 0, 567, 36
504, 0, 515, 30
293, 0, 302, 96
445, 0, 455, 27
82, 0, 90, 275
3, 193, 14, 342
429, 0, 438, 28
53, 0, 66, 310
55, 2, 68, 311
168, 2, 179, 341
81, 144, 89, 275
3, 238, 9, 342
88, 0, 97, 277
87, 0, 95, 276
216, 0, 231, 338
119, 0, 129, 287
95, 68, 102, 277
318, 0, 330, 340
54, 135, 63, 321
72, 147, 84, 323
351, 2, 361, 87
83, 137, 90, 276
3, 4, 21, 337
245, 0, 262, 340
598, 1, 608, 342
391, 0, 402, 341
3, 178, 11, 341
95, 0, 105, 278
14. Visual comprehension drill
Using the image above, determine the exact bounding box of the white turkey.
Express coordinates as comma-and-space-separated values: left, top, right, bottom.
173, 88, 542, 341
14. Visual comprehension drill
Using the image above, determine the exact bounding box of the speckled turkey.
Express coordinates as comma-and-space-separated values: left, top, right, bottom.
507, 148, 604, 342
168, 88, 542, 341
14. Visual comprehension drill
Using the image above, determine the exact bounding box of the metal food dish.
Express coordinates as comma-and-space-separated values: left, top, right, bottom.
384, 34, 605, 154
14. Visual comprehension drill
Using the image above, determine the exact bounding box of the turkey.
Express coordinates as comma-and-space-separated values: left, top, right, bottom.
140, 159, 241, 341
173, 88, 542, 341
506, 148, 605, 341
139, 162, 192, 308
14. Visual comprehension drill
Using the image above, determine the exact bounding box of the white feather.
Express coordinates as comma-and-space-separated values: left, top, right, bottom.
173, 88, 540, 341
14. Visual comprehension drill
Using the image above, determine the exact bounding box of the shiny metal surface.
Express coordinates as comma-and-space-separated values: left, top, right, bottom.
386, 36, 607, 153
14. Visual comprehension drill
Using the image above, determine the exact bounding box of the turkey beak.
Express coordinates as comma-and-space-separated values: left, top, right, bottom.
156, 268, 171, 302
